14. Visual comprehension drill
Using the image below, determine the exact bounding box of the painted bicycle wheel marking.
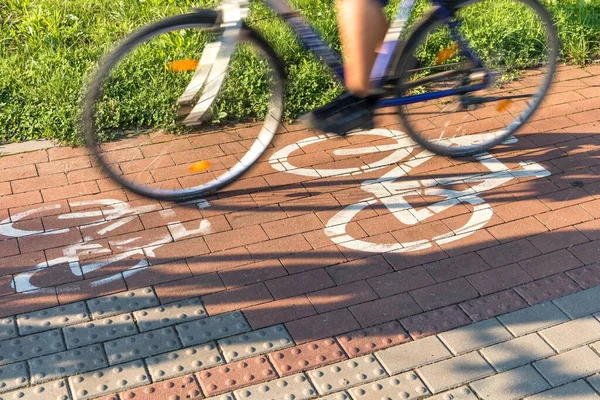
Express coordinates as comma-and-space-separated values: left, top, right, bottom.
270, 129, 551, 254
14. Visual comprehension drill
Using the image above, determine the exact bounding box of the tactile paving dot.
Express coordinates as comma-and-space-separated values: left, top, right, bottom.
336, 321, 411, 357
87, 287, 159, 319
307, 354, 387, 395
68, 360, 150, 400
196, 355, 276, 397
218, 324, 293, 362
317, 391, 351, 400
348, 372, 430, 399
0, 318, 17, 342
64, 313, 138, 349
133, 297, 207, 332
204, 394, 234, 400
426, 386, 477, 400
119, 374, 202, 400
104, 326, 181, 365
0, 329, 66, 366
176, 311, 250, 347
268, 338, 347, 377
0, 362, 28, 393
146, 342, 224, 381
401, 306, 472, 340
460, 290, 527, 322
0, 378, 70, 400
233, 373, 316, 400
29, 344, 108, 384
17, 301, 89, 335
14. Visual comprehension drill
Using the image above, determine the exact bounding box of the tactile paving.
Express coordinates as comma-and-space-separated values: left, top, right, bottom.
0, 362, 28, 393
87, 287, 159, 319
233, 373, 316, 400
69, 360, 150, 400
17, 301, 89, 335
0, 318, 17, 342
336, 321, 411, 357
348, 372, 430, 399
268, 338, 347, 377
205, 394, 234, 400
460, 290, 527, 322
134, 297, 207, 332
64, 313, 138, 349
146, 342, 224, 381
307, 354, 388, 395
119, 374, 202, 400
218, 324, 293, 362
427, 386, 478, 400
318, 392, 351, 400
29, 344, 108, 384
176, 311, 250, 347
104, 326, 181, 365
0, 379, 70, 400
196, 355, 276, 397
0, 329, 65, 366
401, 306, 472, 340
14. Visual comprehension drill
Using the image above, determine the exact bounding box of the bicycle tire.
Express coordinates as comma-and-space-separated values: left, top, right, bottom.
82, 11, 285, 201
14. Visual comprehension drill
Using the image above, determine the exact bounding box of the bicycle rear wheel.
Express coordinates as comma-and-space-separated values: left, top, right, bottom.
83, 12, 284, 201
396, 0, 558, 157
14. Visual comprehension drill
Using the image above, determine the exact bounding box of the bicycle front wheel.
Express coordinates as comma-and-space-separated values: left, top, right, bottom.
83, 12, 284, 201
396, 0, 558, 157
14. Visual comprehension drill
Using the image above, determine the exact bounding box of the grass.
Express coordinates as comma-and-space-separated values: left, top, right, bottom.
0, 0, 599, 145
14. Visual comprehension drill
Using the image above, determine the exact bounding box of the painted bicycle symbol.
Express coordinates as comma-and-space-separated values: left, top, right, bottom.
270, 129, 551, 253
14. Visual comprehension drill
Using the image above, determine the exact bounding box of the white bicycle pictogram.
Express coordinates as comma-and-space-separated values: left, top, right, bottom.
270, 129, 551, 254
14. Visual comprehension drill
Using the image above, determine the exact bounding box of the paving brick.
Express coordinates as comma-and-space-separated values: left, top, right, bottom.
326, 255, 393, 286
0, 329, 65, 366
515, 273, 581, 305
477, 239, 541, 268
105, 326, 181, 365
0, 289, 59, 319
540, 315, 600, 352
307, 281, 378, 314
519, 249, 584, 279
307, 354, 387, 395
42, 181, 100, 202
266, 269, 335, 300
0, 362, 28, 393
29, 344, 107, 384
348, 371, 430, 399
336, 321, 410, 358
218, 325, 293, 363
495, 198, 550, 222
286, 309, 360, 345
567, 264, 600, 289
69, 360, 150, 400
17, 301, 89, 335
243, 295, 316, 330
438, 318, 512, 355
218, 259, 287, 289
481, 334, 555, 372
204, 394, 234, 400
154, 273, 225, 304
0, 191, 43, 210
498, 302, 568, 337
587, 373, 600, 394
417, 352, 494, 394
119, 374, 202, 400
196, 355, 276, 397
268, 338, 346, 377
234, 373, 317, 400
426, 386, 478, 400
0, 318, 17, 342
534, 346, 600, 387
349, 293, 422, 328
401, 305, 472, 340
262, 213, 323, 239
246, 233, 313, 260
471, 365, 550, 400
0, 379, 70, 400
366, 266, 435, 298
133, 297, 206, 332
554, 285, 600, 318
18, 227, 82, 253
176, 311, 251, 347
64, 313, 138, 349
202, 283, 273, 315
530, 226, 590, 254
488, 217, 548, 243
467, 264, 533, 296
376, 335, 452, 375
280, 246, 347, 274
410, 278, 479, 311
87, 287, 159, 319
460, 290, 528, 322
525, 380, 599, 400
146, 342, 223, 382
571, 239, 600, 265
423, 252, 490, 282
204, 225, 268, 252
537, 205, 594, 230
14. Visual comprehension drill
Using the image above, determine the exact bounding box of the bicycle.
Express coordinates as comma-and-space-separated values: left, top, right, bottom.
82, 0, 558, 202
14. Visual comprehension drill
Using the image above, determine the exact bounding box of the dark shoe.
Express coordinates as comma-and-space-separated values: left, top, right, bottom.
301, 92, 377, 136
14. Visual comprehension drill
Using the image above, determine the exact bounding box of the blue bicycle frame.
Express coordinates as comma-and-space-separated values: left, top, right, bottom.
264, 0, 486, 109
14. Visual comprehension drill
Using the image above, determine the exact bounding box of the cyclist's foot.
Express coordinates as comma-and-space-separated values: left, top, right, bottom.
301, 92, 378, 136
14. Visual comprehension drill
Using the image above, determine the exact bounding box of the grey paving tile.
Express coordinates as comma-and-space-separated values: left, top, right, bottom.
205, 394, 234, 400
17, 301, 89, 335
307, 355, 387, 395
417, 352, 494, 394
104, 326, 181, 365
0, 318, 17, 342
588, 373, 600, 393
525, 380, 599, 399
0, 379, 69, 400
470, 365, 550, 400
133, 297, 207, 332
87, 287, 159, 319
29, 344, 107, 384
554, 286, 600, 319
534, 346, 600, 387
176, 311, 250, 347
376, 336, 452, 374
68, 360, 150, 400
234, 373, 317, 400
0, 362, 28, 394
426, 386, 478, 400
481, 334, 555, 372
348, 372, 431, 399
218, 324, 293, 362
541, 315, 600, 352
498, 302, 568, 337
63, 313, 137, 349
146, 342, 224, 381
438, 318, 512, 355
0, 329, 65, 366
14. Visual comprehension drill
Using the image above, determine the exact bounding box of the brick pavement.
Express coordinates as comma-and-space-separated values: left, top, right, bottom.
0, 64, 597, 398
